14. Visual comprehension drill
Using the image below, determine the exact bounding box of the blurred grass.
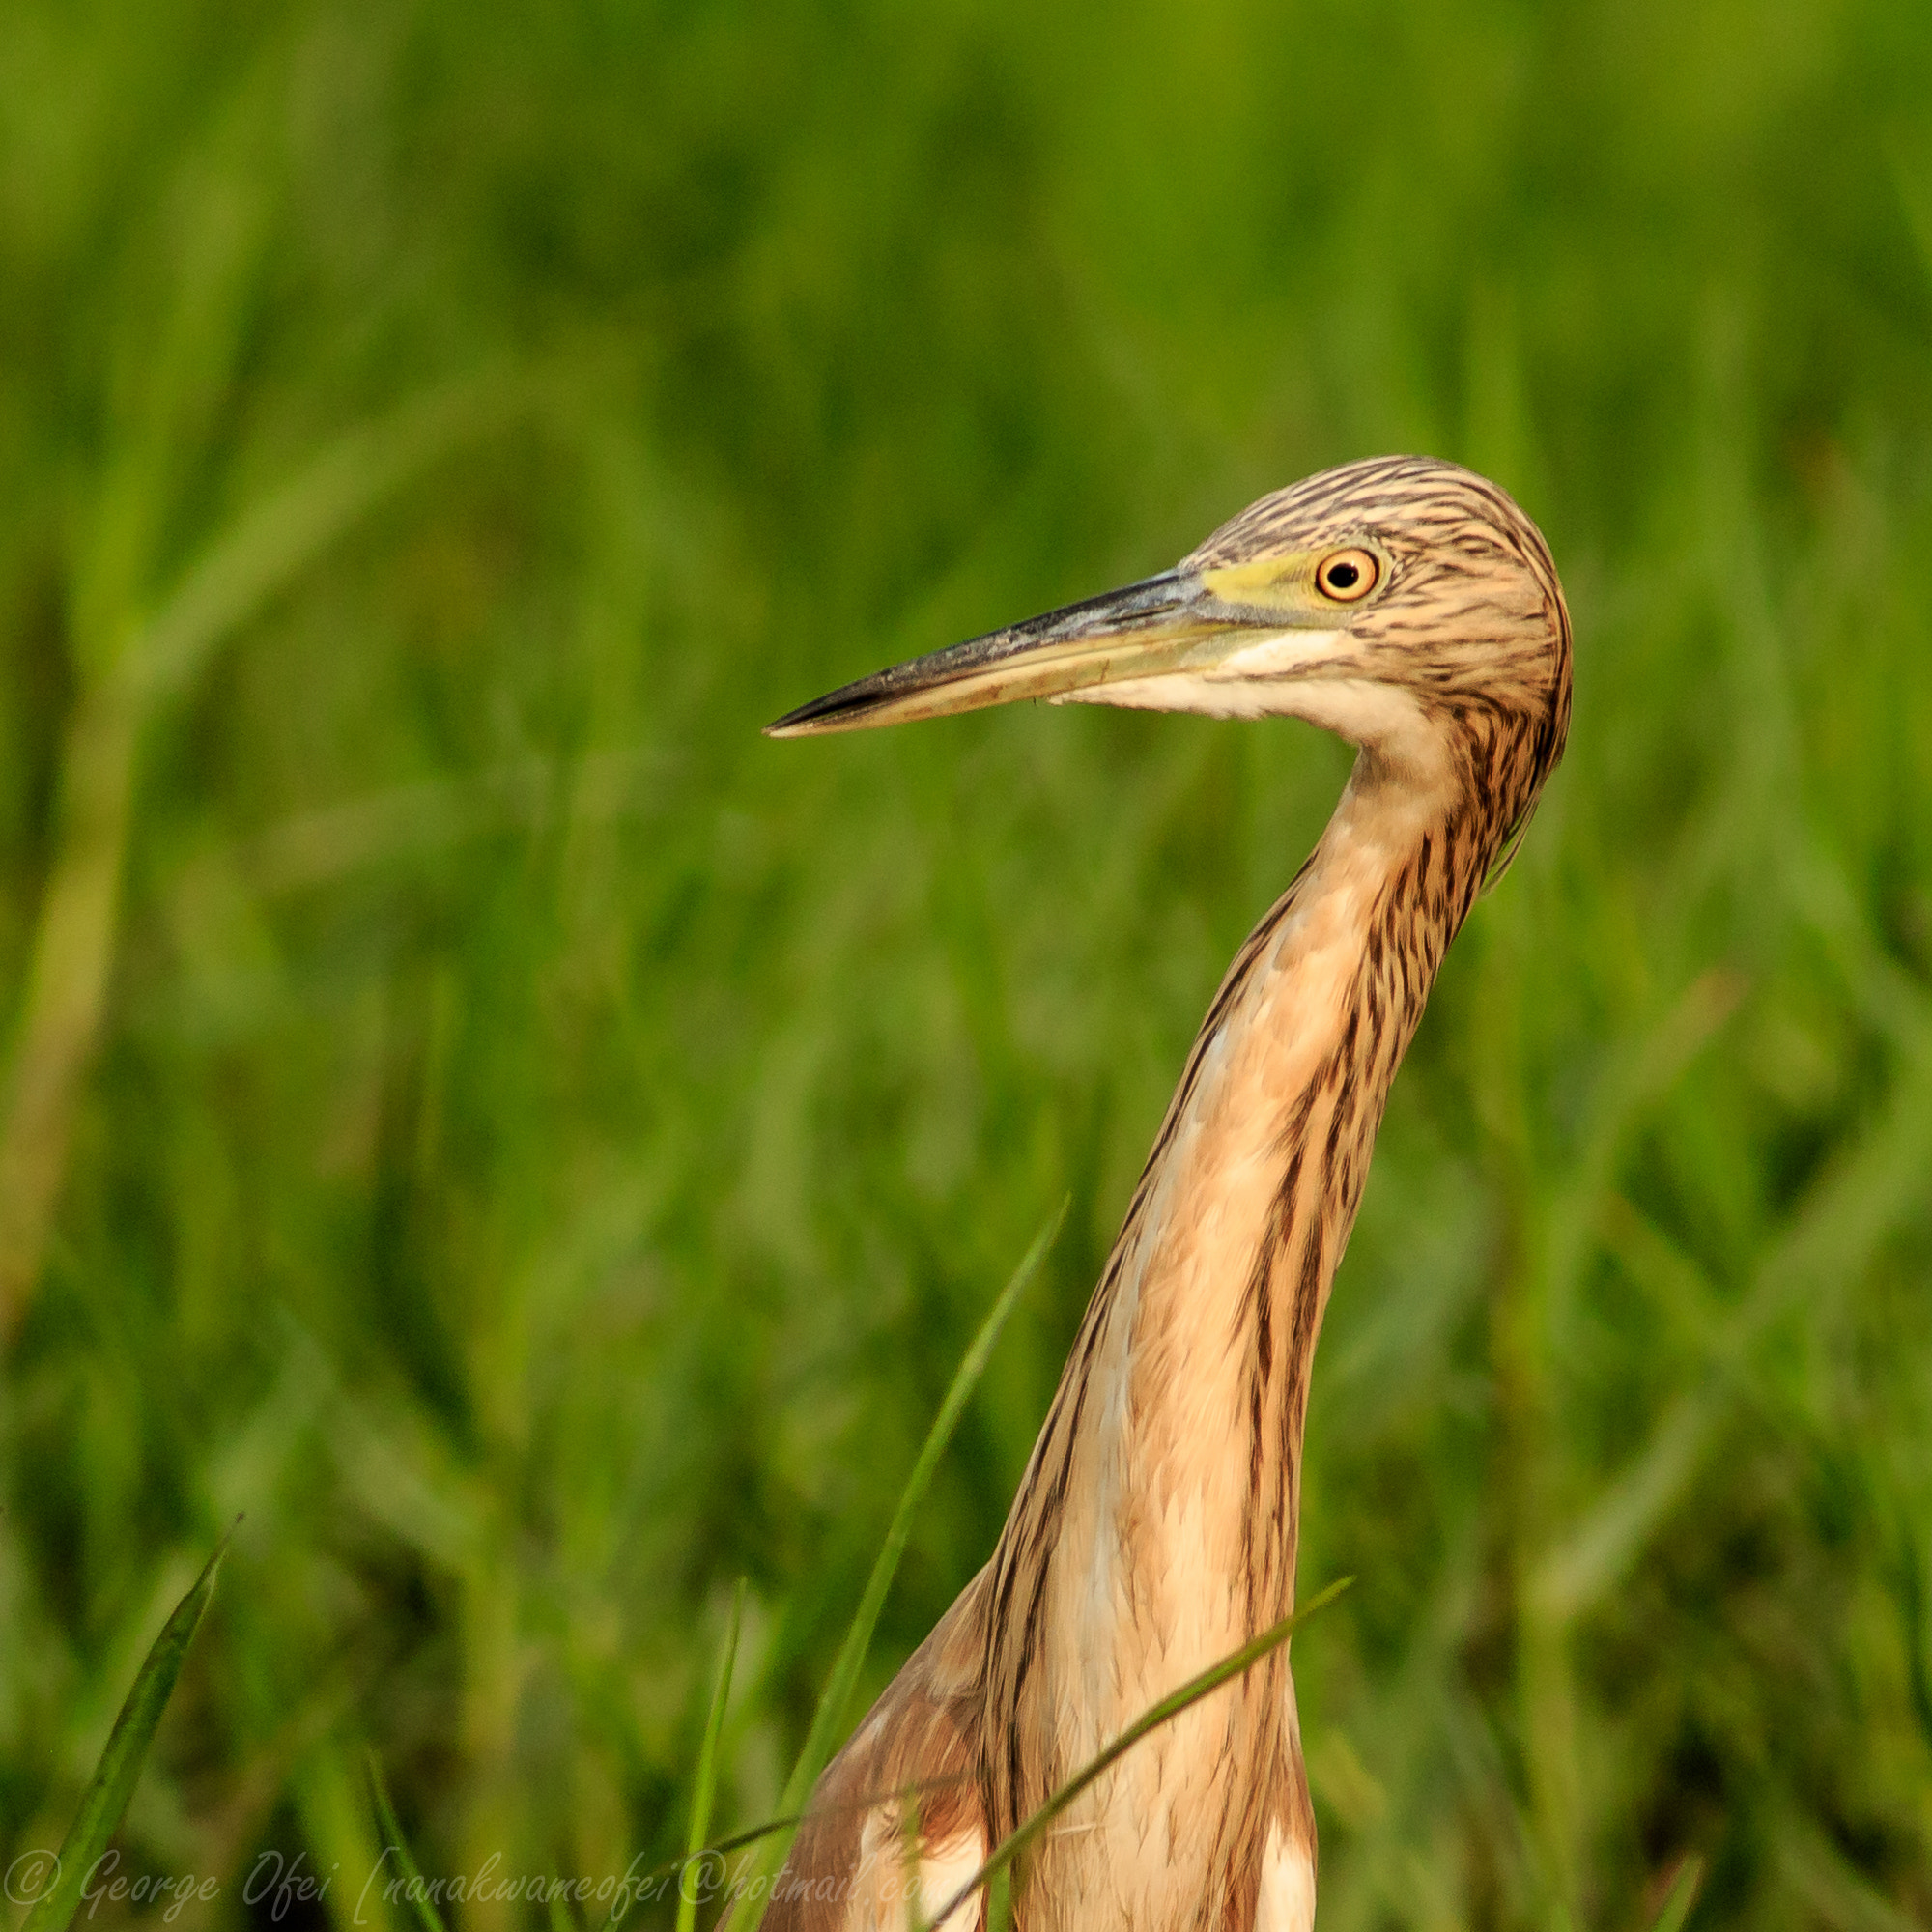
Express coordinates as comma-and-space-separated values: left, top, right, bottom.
0, 1, 1929, 1928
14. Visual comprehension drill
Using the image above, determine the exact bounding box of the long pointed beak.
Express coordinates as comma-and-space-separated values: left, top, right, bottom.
765, 567, 1281, 737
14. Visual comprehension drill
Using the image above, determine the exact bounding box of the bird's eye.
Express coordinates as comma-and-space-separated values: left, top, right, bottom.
1315, 549, 1378, 602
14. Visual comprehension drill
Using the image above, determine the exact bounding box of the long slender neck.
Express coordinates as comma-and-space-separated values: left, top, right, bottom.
981, 753, 1487, 1847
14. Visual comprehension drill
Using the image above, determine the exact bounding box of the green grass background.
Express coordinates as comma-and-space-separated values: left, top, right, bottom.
3, 1, 1932, 1926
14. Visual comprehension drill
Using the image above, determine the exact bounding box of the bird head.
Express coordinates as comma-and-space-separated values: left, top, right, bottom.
769, 456, 1571, 855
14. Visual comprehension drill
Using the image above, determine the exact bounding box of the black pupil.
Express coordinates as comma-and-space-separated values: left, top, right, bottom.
1326, 560, 1359, 590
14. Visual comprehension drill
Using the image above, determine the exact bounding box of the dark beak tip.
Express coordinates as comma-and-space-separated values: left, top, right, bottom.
763, 702, 851, 740
762, 695, 828, 738
764, 680, 888, 738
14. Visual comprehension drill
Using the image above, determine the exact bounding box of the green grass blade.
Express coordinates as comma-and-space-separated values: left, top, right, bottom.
737, 1202, 1066, 1931
1644, 1856, 1704, 1932
984, 1866, 1012, 1932
600, 1808, 815, 1932
928, 1575, 1354, 1928
677, 1577, 745, 1932
668, 1809, 808, 1866
20, 1530, 232, 1932
366, 1753, 450, 1932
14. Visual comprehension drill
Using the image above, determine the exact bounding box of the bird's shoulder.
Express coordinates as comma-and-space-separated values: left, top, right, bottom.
758, 1563, 992, 1930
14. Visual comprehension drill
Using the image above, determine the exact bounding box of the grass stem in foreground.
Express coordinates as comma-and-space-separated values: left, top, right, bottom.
367, 1754, 451, 1932
1643, 1855, 1704, 1932
737, 1203, 1066, 1931
20, 1530, 233, 1932
678, 1578, 746, 1932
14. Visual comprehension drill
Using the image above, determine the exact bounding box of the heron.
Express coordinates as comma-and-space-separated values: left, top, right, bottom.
761, 456, 1572, 1931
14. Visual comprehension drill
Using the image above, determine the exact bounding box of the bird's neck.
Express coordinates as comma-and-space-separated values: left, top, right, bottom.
986, 754, 1483, 1804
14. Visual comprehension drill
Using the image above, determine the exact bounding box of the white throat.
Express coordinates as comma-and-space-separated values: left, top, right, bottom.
1051, 626, 1455, 794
